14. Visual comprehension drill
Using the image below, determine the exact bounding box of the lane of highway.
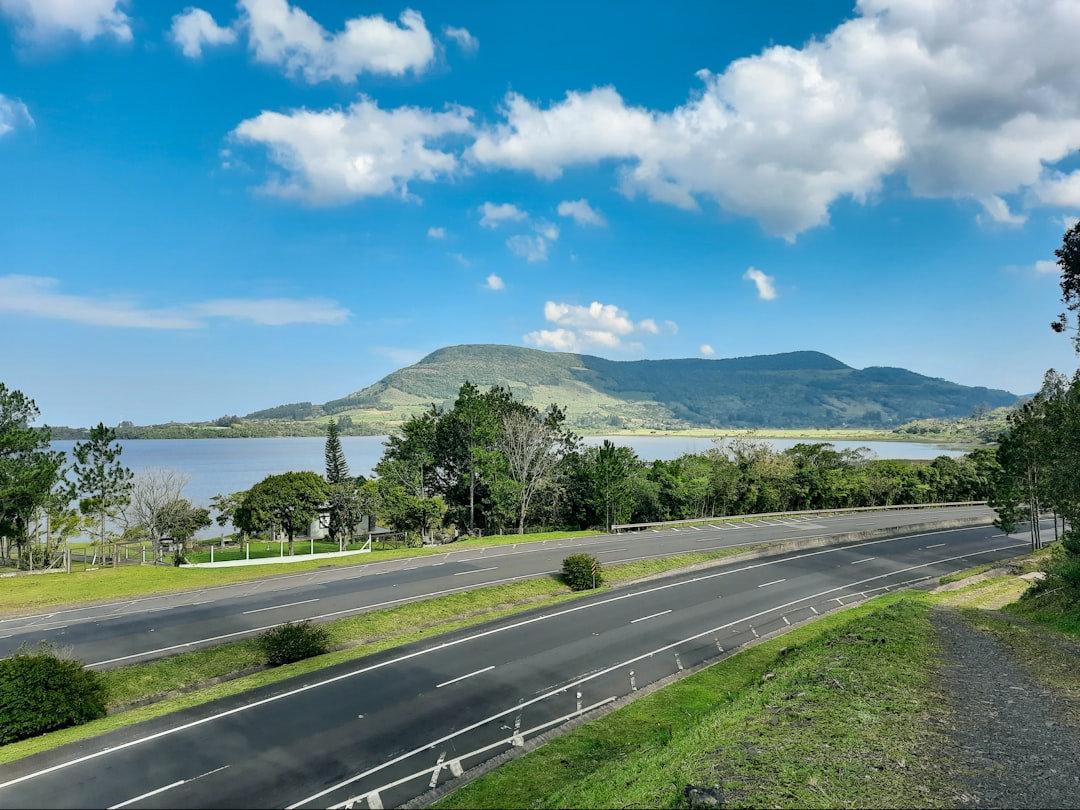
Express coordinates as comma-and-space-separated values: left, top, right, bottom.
0, 505, 993, 668
0, 519, 1029, 809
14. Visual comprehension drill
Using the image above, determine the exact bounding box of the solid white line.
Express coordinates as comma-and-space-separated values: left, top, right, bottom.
926, 543, 946, 548
850, 557, 876, 565
6, 528, 1017, 796
453, 567, 498, 576
107, 766, 229, 809
436, 666, 495, 689
242, 598, 320, 615
758, 579, 786, 588
631, 610, 672, 624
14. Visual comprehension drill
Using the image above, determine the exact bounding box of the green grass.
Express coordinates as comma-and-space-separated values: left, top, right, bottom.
0, 530, 598, 616
436, 594, 959, 809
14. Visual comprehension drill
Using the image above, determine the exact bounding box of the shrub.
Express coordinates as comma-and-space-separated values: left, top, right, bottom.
257, 620, 331, 666
0, 644, 107, 744
562, 553, 602, 591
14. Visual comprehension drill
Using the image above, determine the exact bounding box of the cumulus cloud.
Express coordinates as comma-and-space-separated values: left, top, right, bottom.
524, 301, 673, 353
443, 24, 477, 52
239, 0, 435, 82
0, 0, 131, 42
0, 275, 349, 328
427, 226, 445, 239
533, 220, 560, 241
700, 344, 715, 356
1033, 171, 1080, 209
506, 234, 548, 262
484, 273, 505, 290
468, 0, 1080, 238
743, 267, 777, 300
0, 94, 32, 137
557, 198, 607, 227
170, 7, 237, 58
231, 98, 473, 203
1033, 260, 1059, 274
479, 201, 527, 228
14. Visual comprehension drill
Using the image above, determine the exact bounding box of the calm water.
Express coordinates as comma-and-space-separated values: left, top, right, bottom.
50, 435, 967, 516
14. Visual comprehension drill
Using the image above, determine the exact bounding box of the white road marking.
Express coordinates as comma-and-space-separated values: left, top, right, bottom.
630, 610, 672, 624
850, 557, 876, 565
436, 665, 495, 689
108, 766, 229, 809
926, 543, 946, 548
5, 528, 1018, 797
758, 578, 786, 588
242, 599, 320, 615
453, 567, 498, 576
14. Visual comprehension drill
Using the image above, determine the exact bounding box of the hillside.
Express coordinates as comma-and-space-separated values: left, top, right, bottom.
299, 344, 1017, 432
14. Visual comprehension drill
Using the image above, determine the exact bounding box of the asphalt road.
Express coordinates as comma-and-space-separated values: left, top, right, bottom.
0, 506, 993, 668
0, 515, 1031, 810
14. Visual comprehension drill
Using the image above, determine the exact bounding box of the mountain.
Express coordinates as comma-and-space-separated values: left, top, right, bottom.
254, 344, 1018, 433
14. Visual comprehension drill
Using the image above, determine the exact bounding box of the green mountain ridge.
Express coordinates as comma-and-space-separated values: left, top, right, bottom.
293, 344, 1018, 433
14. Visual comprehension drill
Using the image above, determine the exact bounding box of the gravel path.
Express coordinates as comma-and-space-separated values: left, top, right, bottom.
932, 608, 1080, 809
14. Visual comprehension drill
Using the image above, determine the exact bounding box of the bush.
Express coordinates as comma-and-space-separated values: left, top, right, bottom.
0, 644, 107, 744
562, 553, 602, 591
257, 620, 331, 666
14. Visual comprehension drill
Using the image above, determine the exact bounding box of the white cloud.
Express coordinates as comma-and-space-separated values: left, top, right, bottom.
484, 273, 505, 290
977, 195, 1026, 226
1032, 171, 1080, 209
557, 198, 607, 227
0, 275, 349, 328
506, 234, 548, 262
533, 220, 560, 241
449, 252, 471, 266
194, 297, 348, 325
743, 267, 777, 300
0, 94, 32, 137
664, 320, 679, 334
443, 24, 477, 52
1033, 260, 1059, 274
700, 344, 715, 356
0, 0, 131, 42
170, 7, 237, 58
469, 0, 1080, 238
231, 98, 473, 203
239, 0, 435, 83
427, 226, 445, 239
524, 300, 669, 353
479, 201, 527, 228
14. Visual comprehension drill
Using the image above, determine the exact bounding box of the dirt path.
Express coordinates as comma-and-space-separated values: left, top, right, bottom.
931, 607, 1080, 808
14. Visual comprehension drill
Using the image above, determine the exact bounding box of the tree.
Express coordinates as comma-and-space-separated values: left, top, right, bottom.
326, 478, 366, 550
324, 418, 350, 485
236, 472, 331, 555
500, 405, 575, 534
157, 500, 212, 549
121, 467, 191, 561
1051, 218, 1080, 350
584, 440, 639, 532
0, 384, 67, 563
72, 423, 133, 563
209, 490, 246, 541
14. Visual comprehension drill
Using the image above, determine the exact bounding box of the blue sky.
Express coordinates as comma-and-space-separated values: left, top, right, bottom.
2, 0, 1080, 428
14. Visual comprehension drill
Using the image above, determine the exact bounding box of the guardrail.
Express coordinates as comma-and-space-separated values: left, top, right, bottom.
610, 501, 990, 533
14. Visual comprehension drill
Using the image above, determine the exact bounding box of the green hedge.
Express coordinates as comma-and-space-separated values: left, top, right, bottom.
0, 646, 107, 744
562, 553, 603, 591
257, 621, 331, 666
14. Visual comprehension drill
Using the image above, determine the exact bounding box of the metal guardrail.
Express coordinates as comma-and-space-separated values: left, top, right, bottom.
610, 501, 989, 533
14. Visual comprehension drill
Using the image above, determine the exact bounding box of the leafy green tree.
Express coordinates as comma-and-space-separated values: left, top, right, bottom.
0, 384, 67, 562
584, 440, 639, 532
326, 478, 366, 549
236, 472, 331, 555
324, 417, 350, 485
158, 499, 212, 548
72, 423, 133, 561
210, 490, 246, 540
1051, 218, 1080, 350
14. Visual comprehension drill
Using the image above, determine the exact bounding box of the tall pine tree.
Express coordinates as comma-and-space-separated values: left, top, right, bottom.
324, 418, 350, 485
72, 423, 133, 562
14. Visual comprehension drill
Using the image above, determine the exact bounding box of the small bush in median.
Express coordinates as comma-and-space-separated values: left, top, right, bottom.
0, 643, 107, 744
562, 553, 602, 591
258, 620, 331, 666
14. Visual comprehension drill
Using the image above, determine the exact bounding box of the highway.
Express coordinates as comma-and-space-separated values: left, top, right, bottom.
0, 515, 1031, 810
0, 506, 993, 668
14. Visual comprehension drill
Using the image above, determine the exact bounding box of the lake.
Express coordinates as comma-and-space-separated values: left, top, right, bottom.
50, 435, 968, 519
